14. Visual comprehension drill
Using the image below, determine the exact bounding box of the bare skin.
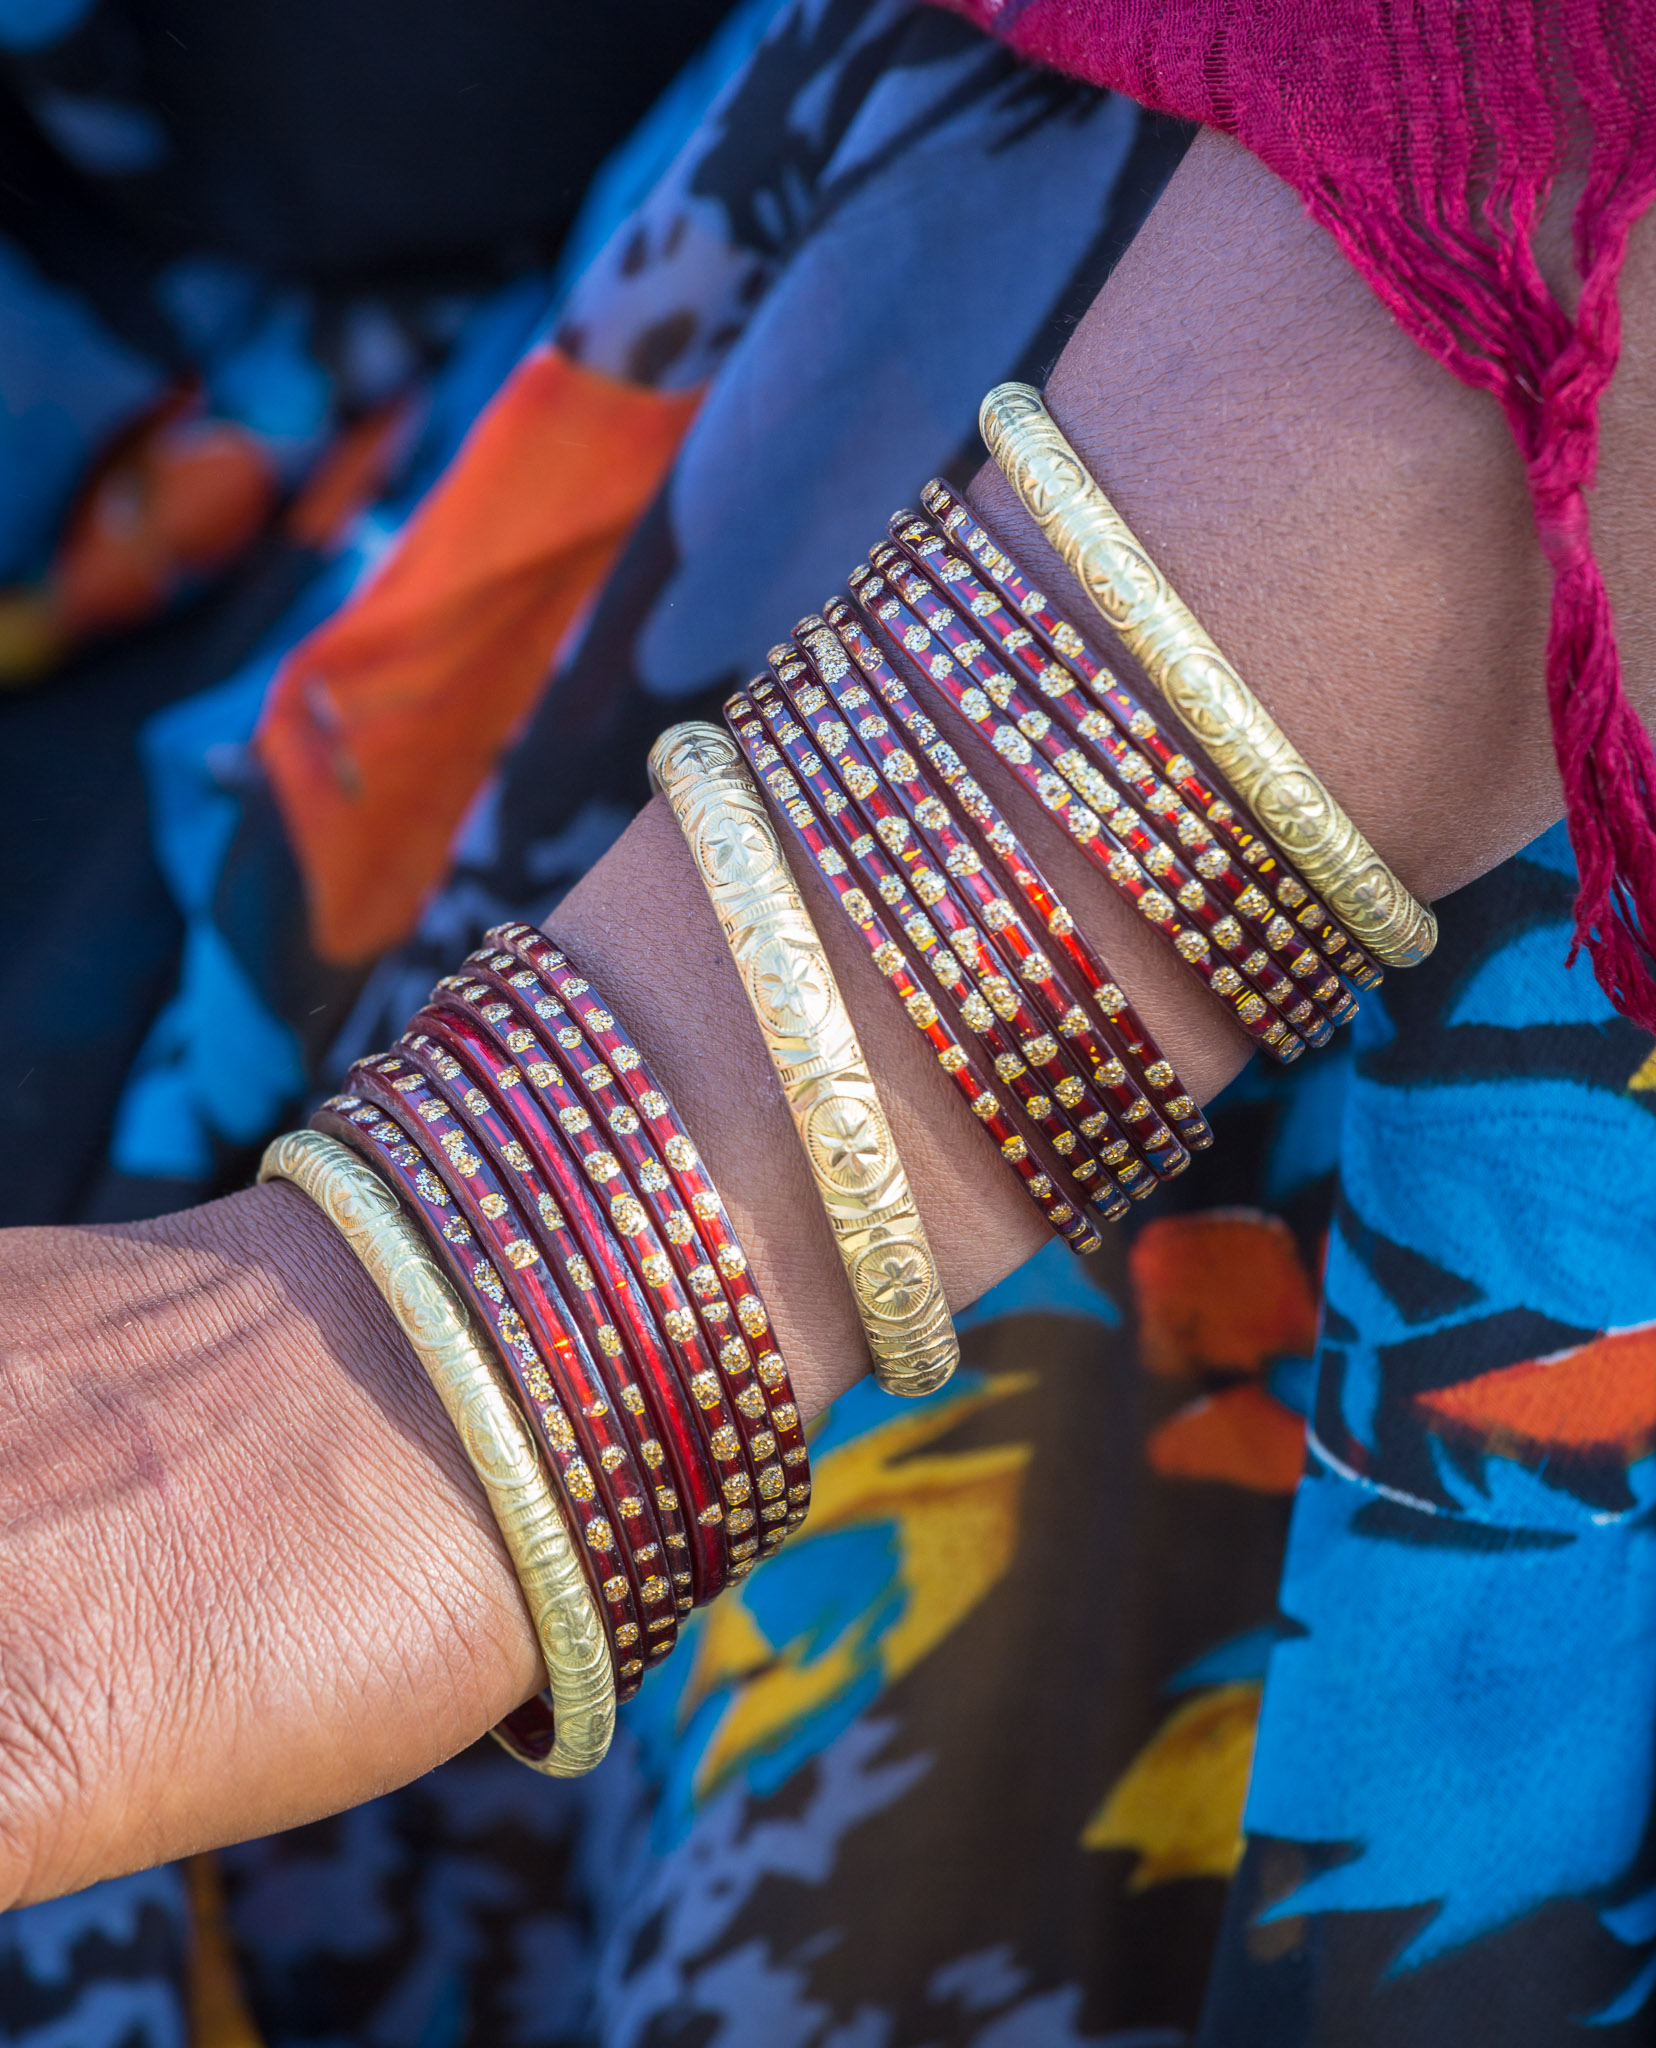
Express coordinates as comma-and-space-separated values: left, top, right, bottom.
3, 129, 1652, 1909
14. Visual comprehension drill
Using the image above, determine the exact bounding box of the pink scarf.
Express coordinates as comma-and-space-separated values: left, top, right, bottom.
937, 0, 1656, 1027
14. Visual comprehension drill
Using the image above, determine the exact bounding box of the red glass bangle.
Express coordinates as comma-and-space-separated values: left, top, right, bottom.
741, 665, 1138, 1221
414, 992, 742, 1587
478, 928, 810, 1545
848, 556, 1308, 1065
887, 519, 1352, 1032
469, 946, 805, 1548
915, 478, 1380, 990
484, 933, 800, 1422
884, 514, 1356, 1033
747, 658, 1142, 1213
315, 1074, 662, 1694
402, 1001, 711, 1606
866, 541, 1343, 1047
435, 951, 800, 1563
815, 594, 1212, 1153
752, 652, 1161, 1205
783, 612, 1191, 1180
408, 997, 739, 1601
351, 1045, 681, 1652
723, 686, 1109, 1249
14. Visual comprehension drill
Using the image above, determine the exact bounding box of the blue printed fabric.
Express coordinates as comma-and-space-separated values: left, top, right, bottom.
3, 3, 1652, 2046
1198, 832, 1656, 2047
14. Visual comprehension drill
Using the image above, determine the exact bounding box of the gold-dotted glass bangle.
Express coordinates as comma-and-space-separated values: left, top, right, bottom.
258, 1128, 616, 1775
979, 382, 1436, 970
648, 721, 958, 1398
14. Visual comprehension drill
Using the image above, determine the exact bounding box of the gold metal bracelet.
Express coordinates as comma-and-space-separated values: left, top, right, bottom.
258, 1128, 616, 1775
979, 382, 1436, 970
648, 721, 958, 1398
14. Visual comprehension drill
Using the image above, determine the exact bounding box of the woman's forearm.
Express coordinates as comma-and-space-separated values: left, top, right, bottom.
5, 130, 1652, 1908
551, 127, 1656, 1434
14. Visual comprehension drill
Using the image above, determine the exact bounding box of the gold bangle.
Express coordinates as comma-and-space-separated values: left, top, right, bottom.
258, 1129, 615, 1775
979, 382, 1436, 970
648, 721, 958, 1398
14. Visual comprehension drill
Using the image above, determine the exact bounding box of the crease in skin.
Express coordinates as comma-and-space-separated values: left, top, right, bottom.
4, 127, 1656, 1905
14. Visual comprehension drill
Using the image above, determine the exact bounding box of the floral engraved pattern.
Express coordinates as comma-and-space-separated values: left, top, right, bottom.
703, 813, 774, 889
865, 1247, 929, 1319
752, 940, 827, 1033
807, 1098, 886, 1191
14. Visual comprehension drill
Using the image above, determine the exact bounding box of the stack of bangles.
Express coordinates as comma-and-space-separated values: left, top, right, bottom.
259, 382, 1436, 1776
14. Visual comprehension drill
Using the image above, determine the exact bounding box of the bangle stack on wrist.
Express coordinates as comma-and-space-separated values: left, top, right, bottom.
853, 545, 1337, 1061
266, 937, 807, 1773
913, 478, 1381, 991
723, 689, 1109, 1253
261, 377, 1433, 1779
812, 598, 1213, 1153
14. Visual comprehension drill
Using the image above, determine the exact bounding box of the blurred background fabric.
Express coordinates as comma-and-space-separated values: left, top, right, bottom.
0, 0, 767, 1223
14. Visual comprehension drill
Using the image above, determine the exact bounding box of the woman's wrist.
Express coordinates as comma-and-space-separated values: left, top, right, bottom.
0, 1183, 542, 1907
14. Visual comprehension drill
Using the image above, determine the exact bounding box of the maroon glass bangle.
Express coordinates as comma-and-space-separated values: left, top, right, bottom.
915, 478, 1380, 989
458, 949, 798, 1561
723, 686, 1110, 1248
740, 667, 1138, 1223
727, 684, 1111, 1243
884, 514, 1356, 1032
784, 612, 1190, 1180
314, 1075, 661, 1693
754, 649, 1162, 1199
460, 947, 798, 1550
414, 992, 741, 1587
864, 543, 1343, 1048
847, 557, 1308, 1065
407, 999, 737, 1603
860, 542, 1328, 1053
745, 662, 1139, 1215
434, 953, 796, 1564
887, 516, 1352, 1031
753, 655, 1162, 1204
481, 926, 811, 1545
348, 1047, 679, 1662
816, 594, 1213, 1153
402, 1002, 710, 1612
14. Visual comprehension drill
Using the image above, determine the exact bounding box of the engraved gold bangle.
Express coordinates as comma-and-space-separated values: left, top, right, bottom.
648, 721, 959, 1398
258, 1128, 616, 1775
979, 382, 1436, 969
